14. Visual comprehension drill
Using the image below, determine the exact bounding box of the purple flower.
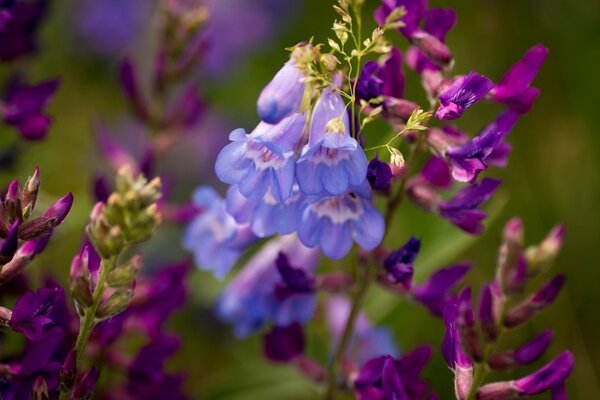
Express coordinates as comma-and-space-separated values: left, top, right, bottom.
491, 45, 549, 113
296, 183, 384, 259
183, 186, 258, 278
442, 302, 473, 400
257, 59, 305, 124
412, 263, 471, 316
1, 77, 59, 140
9, 287, 63, 340
354, 346, 434, 400
446, 111, 519, 182
71, 368, 100, 400
0, 220, 19, 264
439, 178, 501, 234
435, 72, 494, 120
296, 88, 367, 196
275, 252, 315, 299
367, 156, 393, 192
326, 295, 398, 365
374, 0, 428, 39
384, 236, 421, 286
263, 323, 305, 362
217, 235, 319, 337
164, 84, 206, 129
421, 156, 451, 189
478, 283, 498, 341
0, 0, 47, 61
0, 328, 65, 400
489, 330, 554, 370
215, 112, 306, 203
356, 61, 384, 102
225, 184, 303, 237
379, 48, 405, 99
477, 352, 574, 399
0, 1, 15, 31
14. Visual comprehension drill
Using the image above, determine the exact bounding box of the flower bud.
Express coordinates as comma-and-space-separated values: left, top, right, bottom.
107, 253, 142, 287
0, 240, 37, 283
70, 247, 93, 309
59, 350, 77, 393
513, 351, 574, 396
411, 31, 453, 66
5, 180, 21, 222
43, 192, 74, 225
526, 224, 565, 273
367, 157, 393, 192
119, 59, 149, 121
96, 286, 134, 320
488, 330, 553, 370
383, 97, 420, 121
457, 288, 483, 362
21, 167, 40, 218
478, 284, 499, 341
71, 367, 100, 400
0, 306, 12, 327
257, 60, 306, 124
32, 376, 49, 400
321, 53, 340, 71
504, 274, 565, 328
0, 221, 19, 265
406, 178, 442, 212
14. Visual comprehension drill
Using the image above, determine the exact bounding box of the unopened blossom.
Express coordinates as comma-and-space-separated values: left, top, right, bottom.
489, 330, 554, 370
217, 235, 319, 337
183, 186, 257, 278
215, 112, 307, 203
296, 182, 384, 259
1, 77, 59, 140
443, 302, 473, 400
384, 236, 421, 286
435, 72, 494, 120
366, 157, 393, 192
491, 44, 549, 114
296, 87, 367, 196
257, 57, 305, 124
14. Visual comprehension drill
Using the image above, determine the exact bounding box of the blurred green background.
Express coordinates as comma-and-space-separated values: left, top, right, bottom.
1, 0, 599, 398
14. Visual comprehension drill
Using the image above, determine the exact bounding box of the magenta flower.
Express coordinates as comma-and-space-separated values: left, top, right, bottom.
436, 72, 494, 120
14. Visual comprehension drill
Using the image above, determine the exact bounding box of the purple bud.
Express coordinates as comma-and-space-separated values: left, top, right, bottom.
0, 220, 19, 264
60, 350, 77, 392
411, 31, 453, 66
257, 61, 305, 124
514, 330, 554, 365
528, 224, 565, 270
436, 72, 494, 120
263, 323, 305, 362
5, 179, 21, 220
514, 352, 574, 396
355, 61, 384, 102
71, 367, 100, 399
457, 287, 482, 362
443, 302, 473, 400
504, 274, 566, 328
367, 157, 393, 192
0, 240, 37, 283
119, 58, 149, 120
478, 284, 499, 341
21, 166, 40, 215
384, 236, 420, 287
43, 192, 74, 225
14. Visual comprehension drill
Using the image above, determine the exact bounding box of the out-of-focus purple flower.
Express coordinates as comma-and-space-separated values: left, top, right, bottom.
477, 351, 574, 399
275, 252, 315, 299
489, 330, 554, 370
73, 0, 152, 58
446, 111, 519, 182
504, 274, 566, 328
439, 178, 501, 235
384, 236, 420, 286
374, 0, 428, 39
296, 87, 367, 196
9, 287, 63, 340
263, 322, 305, 362
1, 77, 59, 140
71, 367, 100, 400
356, 61, 384, 102
296, 183, 384, 259
119, 59, 150, 121
225, 184, 303, 237
354, 346, 434, 400
412, 263, 471, 316
326, 295, 398, 366
217, 235, 319, 337
215, 112, 306, 203
478, 283, 499, 341
0, 1, 15, 31
0, 328, 65, 400
257, 57, 305, 124
0, 241, 38, 283
367, 156, 393, 192
164, 85, 206, 129
183, 186, 258, 278
491, 45, 549, 114
443, 302, 473, 400
126, 335, 187, 400
435, 72, 494, 120
0, 220, 19, 264
421, 156, 451, 189
0, 0, 47, 61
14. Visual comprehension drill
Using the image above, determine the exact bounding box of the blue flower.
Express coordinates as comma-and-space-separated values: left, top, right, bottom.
257, 60, 306, 124
215, 112, 306, 203
225, 184, 304, 238
217, 235, 319, 337
183, 186, 257, 279
296, 182, 384, 259
296, 88, 367, 196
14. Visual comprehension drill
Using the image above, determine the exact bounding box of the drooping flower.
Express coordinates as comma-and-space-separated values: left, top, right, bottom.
296, 182, 384, 259
491, 44, 549, 114
1, 77, 59, 140
326, 295, 398, 366
439, 178, 501, 234
215, 112, 307, 203
296, 87, 367, 196
183, 186, 257, 278
217, 234, 319, 337
225, 184, 304, 237
257, 58, 306, 124
354, 346, 435, 400
435, 72, 494, 120
446, 111, 519, 182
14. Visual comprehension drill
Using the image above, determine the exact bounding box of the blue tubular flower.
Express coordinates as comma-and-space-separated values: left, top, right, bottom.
183, 186, 257, 279
257, 60, 306, 124
217, 235, 319, 337
296, 88, 367, 196
436, 72, 495, 120
296, 182, 384, 259
225, 184, 304, 238
215, 112, 306, 203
